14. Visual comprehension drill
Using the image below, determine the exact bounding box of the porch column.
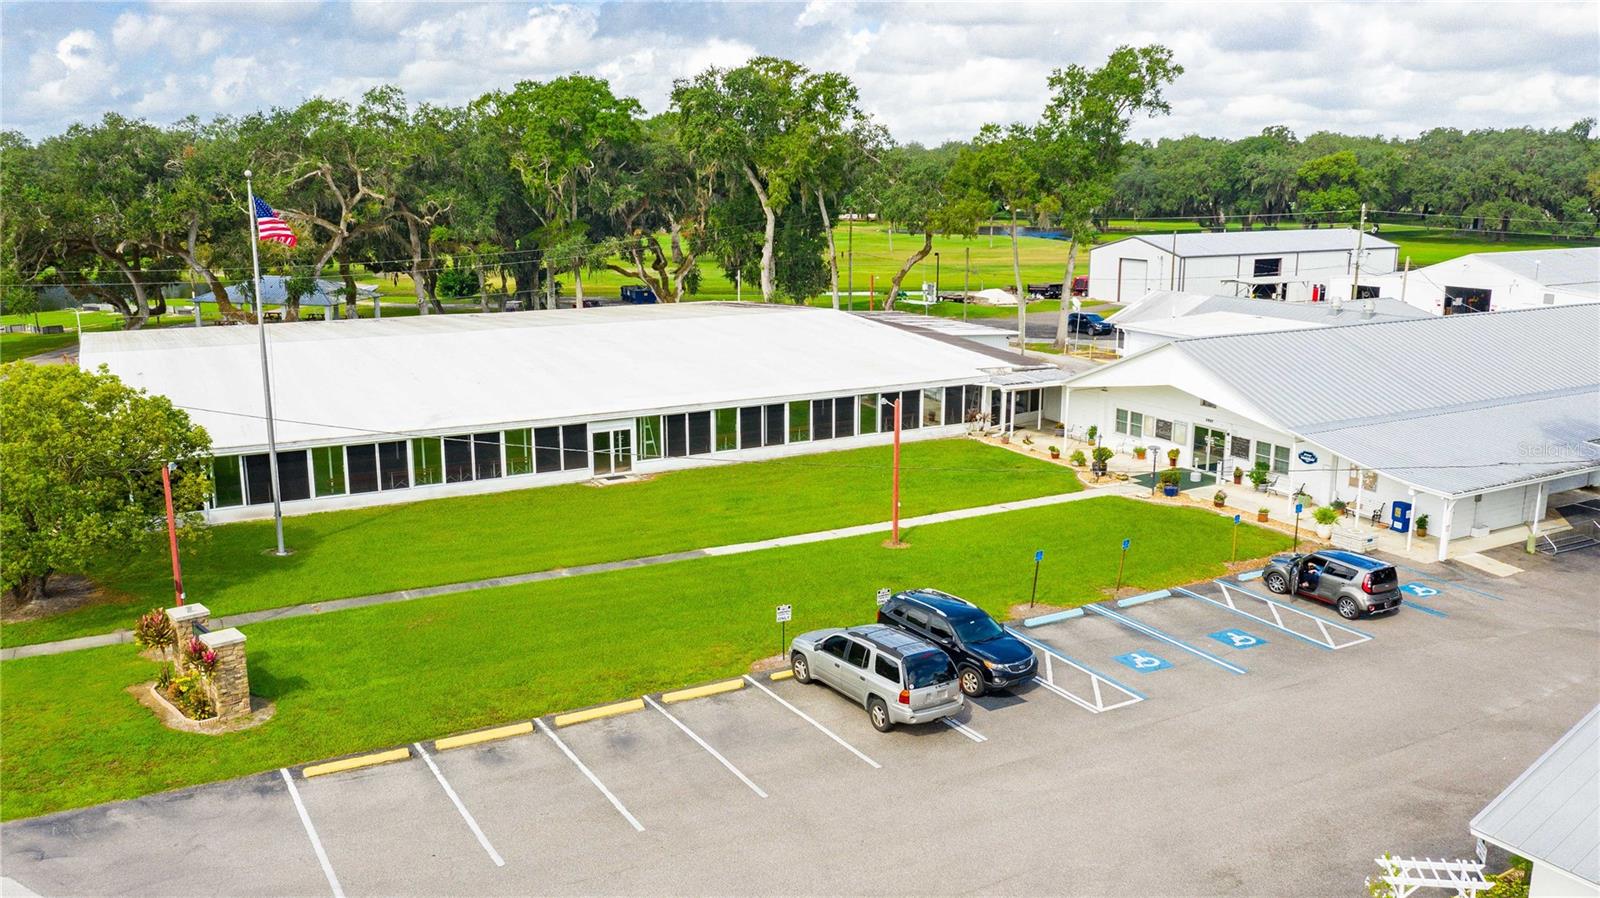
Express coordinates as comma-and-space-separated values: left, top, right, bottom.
1436, 497, 1458, 562
1526, 481, 1550, 553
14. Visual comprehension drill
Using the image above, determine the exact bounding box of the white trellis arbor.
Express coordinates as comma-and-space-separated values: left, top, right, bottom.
1373, 857, 1493, 898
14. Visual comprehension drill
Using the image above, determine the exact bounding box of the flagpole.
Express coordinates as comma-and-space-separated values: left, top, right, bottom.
245, 170, 288, 556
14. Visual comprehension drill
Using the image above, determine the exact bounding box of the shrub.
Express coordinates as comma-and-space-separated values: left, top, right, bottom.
133, 609, 176, 652
1213, 490, 1227, 504
1085, 425, 1098, 441
155, 662, 174, 690
1258, 506, 1270, 515
1313, 505, 1340, 526
1416, 514, 1429, 528
167, 672, 215, 720
1166, 447, 1181, 461
1247, 462, 1271, 487
1092, 446, 1114, 464
1330, 499, 1348, 513
184, 637, 218, 675
1158, 469, 1183, 486
1069, 450, 1087, 466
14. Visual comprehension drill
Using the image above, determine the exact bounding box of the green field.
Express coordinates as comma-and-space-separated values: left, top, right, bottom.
0, 495, 1289, 821
6, 440, 1079, 648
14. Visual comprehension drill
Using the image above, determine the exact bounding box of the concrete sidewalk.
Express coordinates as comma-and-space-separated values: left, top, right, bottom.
1, 490, 1100, 662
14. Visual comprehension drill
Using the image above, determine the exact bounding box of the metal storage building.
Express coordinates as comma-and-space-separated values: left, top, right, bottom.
1087, 229, 1400, 304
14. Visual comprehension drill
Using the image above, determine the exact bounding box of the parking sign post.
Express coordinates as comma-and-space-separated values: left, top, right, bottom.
1293, 502, 1303, 551
1115, 538, 1130, 598
1030, 549, 1044, 607
1232, 513, 1240, 562
776, 604, 792, 659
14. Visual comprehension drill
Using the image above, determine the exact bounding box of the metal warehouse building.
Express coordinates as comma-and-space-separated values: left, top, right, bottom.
1087, 228, 1400, 303
81, 303, 1069, 522
1062, 303, 1600, 560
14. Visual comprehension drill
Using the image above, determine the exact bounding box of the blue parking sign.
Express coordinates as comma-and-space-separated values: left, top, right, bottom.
1400, 582, 1441, 598
1113, 651, 1171, 672
1121, 538, 1131, 551
1035, 549, 1044, 562
1208, 628, 1266, 649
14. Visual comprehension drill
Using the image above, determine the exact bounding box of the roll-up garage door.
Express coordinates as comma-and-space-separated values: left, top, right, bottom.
1118, 259, 1149, 303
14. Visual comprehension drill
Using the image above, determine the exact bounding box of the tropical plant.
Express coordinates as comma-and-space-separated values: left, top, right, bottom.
1166, 447, 1180, 461
1158, 468, 1182, 487
1313, 505, 1341, 526
1092, 446, 1114, 464
1069, 449, 1087, 466
1213, 490, 1227, 505
1248, 462, 1271, 488
133, 608, 176, 653
1085, 425, 1098, 441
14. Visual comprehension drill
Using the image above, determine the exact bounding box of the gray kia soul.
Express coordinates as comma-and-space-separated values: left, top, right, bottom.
1261, 549, 1402, 619
789, 624, 962, 732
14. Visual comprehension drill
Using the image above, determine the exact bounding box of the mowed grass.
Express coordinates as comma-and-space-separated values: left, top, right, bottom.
5, 440, 1079, 648
0, 495, 1289, 820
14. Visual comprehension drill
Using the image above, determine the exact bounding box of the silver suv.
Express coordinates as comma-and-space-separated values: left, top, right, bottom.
789, 624, 962, 732
1262, 549, 1402, 619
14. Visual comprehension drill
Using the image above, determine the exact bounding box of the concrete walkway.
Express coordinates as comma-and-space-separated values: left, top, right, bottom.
1, 490, 1100, 662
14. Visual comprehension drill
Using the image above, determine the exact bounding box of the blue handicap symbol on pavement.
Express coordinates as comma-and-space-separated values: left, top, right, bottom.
1208, 628, 1266, 649
1400, 582, 1441, 598
1113, 651, 1172, 672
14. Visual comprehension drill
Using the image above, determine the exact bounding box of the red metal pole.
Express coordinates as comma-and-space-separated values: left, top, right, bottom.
161, 464, 186, 605
892, 397, 902, 543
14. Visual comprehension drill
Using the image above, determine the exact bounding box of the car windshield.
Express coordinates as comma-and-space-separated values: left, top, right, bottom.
952, 614, 1005, 644
1083, 314, 1104, 324
905, 652, 957, 688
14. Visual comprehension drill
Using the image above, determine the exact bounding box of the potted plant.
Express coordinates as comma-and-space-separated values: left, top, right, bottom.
1134, 445, 1148, 460
1069, 449, 1086, 467
1213, 490, 1227, 508
1232, 466, 1244, 486
1247, 461, 1270, 491
1085, 425, 1098, 442
1158, 468, 1182, 497
1330, 499, 1348, 516
1048, 445, 1060, 460
1257, 506, 1270, 523
1091, 446, 1114, 477
1415, 513, 1429, 538
1313, 505, 1340, 539
1166, 447, 1181, 468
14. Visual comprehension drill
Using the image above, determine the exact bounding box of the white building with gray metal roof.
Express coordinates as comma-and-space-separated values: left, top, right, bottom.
1327, 246, 1600, 315
1109, 291, 1427, 356
1062, 303, 1600, 559
1087, 228, 1400, 304
1471, 703, 1600, 896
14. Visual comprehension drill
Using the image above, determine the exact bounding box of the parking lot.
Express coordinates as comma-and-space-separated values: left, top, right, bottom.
5, 546, 1597, 897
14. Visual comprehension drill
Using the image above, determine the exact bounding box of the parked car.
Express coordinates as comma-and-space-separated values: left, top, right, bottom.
789, 624, 962, 732
877, 589, 1037, 696
1261, 550, 1402, 619
1065, 312, 1114, 336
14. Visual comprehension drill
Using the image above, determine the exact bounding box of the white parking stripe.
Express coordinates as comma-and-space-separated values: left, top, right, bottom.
280, 769, 346, 898
742, 675, 882, 769
413, 742, 506, 867
940, 717, 987, 742
644, 696, 768, 798
534, 718, 645, 832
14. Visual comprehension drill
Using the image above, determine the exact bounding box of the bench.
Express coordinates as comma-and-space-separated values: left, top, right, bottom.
1539, 522, 1600, 555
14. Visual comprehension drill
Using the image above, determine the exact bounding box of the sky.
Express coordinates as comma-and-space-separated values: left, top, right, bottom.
3, 0, 1597, 145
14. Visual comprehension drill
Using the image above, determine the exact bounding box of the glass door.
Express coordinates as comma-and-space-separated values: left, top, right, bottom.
592, 431, 613, 475
1192, 426, 1226, 473
591, 428, 633, 475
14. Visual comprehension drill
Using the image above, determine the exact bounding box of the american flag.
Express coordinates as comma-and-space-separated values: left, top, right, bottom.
253, 197, 297, 247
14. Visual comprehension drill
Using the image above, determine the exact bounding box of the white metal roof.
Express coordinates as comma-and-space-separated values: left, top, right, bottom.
80, 303, 1020, 452
1471, 704, 1600, 887
1066, 303, 1600, 496
1443, 247, 1600, 298
1112, 291, 1424, 327
1104, 228, 1398, 259
1114, 312, 1326, 339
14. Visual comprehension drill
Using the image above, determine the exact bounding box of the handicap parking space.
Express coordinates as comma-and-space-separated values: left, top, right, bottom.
1018, 605, 1237, 705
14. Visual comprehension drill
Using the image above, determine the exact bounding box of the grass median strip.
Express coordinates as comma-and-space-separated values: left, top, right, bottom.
0, 496, 1286, 820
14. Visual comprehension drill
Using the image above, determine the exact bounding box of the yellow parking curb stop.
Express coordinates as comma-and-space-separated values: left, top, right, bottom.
302, 747, 411, 778
661, 678, 745, 703
435, 721, 534, 751
553, 698, 645, 727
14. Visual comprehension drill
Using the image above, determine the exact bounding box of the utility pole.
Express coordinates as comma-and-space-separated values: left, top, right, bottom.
933, 252, 940, 317
847, 217, 854, 312
161, 463, 186, 605
963, 246, 970, 322
1350, 203, 1367, 302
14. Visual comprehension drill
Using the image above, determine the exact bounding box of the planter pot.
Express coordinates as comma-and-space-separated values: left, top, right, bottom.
1315, 524, 1333, 539
1162, 484, 1179, 497
1213, 500, 1225, 509
1049, 451, 1060, 460
1168, 458, 1178, 468
1416, 527, 1428, 538
1232, 474, 1243, 485
1134, 451, 1147, 460
1257, 511, 1270, 523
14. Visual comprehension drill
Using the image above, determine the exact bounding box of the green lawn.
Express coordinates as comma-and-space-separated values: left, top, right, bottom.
0, 495, 1289, 820
6, 440, 1079, 648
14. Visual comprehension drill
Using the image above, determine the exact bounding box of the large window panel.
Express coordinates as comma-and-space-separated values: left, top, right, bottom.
561, 423, 588, 470
473, 432, 501, 480
812, 398, 834, 440
637, 417, 663, 461
739, 406, 763, 450
901, 390, 921, 429
859, 393, 879, 435
378, 440, 409, 489
788, 401, 809, 443
664, 414, 688, 458
534, 426, 562, 473
347, 445, 379, 494
276, 451, 311, 502
923, 387, 943, 427
963, 385, 983, 422
505, 428, 533, 475
213, 456, 244, 507
944, 386, 963, 425
411, 437, 442, 486
311, 446, 345, 497
715, 408, 738, 452
763, 404, 785, 447
687, 411, 711, 455
833, 397, 856, 438
879, 392, 898, 432
243, 453, 274, 505
443, 434, 473, 483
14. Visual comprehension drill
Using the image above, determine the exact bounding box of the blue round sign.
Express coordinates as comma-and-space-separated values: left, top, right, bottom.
1297, 450, 1318, 465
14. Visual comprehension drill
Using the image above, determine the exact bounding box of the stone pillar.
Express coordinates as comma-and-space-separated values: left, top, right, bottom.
199, 628, 250, 720
164, 604, 210, 668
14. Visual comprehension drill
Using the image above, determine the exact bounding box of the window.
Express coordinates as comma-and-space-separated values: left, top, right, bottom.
943, 386, 963, 425
505, 428, 534, 475
1014, 389, 1039, 415
843, 640, 869, 669
412, 437, 443, 485
833, 397, 855, 438
963, 385, 982, 423
905, 609, 930, 629
378, 441, 409, 489
879, 393, 897, 432
1255, 441, 1290, 475
311, 446, 345, 497
636, 418, 662, 462
535, 426, 562, 473
859, 393, 879, 435
213, 456, 243, 507
1115, 408, 1143, 438
443, 435, 473, 482
739, 406, 763, 449
561, 424, 587, 470
347, 445, 379, 494
472, 432, 501, 480
928, 619, 954, 641
900, 391, 921, 429
664, 415, 688, 458
276, 451, 310, 501
812, 398, 834, 440
243, 453, 274, 504
906, 652, 955, 688
1200, 399, 1218, 409
1347, 465, 1360, 488
820, 635, 848, 659
874, 655, 901, 683
1230, 437, 1250, 460
715, 408, 738, 452
686, 412, 711, 455
763, 404, 785, 447
788, 401, 810, 442
1154, 418, 1172, 442
923, 387, 943, 427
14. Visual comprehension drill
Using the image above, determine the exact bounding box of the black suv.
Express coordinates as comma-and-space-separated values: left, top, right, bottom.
877, 589, 1037, 696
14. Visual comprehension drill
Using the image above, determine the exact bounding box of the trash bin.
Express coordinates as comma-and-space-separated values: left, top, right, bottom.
1391, 500, 1412, 534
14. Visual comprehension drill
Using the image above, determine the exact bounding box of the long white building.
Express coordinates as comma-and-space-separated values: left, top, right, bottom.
81, 303, 1070, 521
1087, 228, 1400, 303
